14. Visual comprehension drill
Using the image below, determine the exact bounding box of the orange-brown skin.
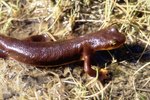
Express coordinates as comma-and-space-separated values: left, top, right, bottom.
0, 27, 125, 80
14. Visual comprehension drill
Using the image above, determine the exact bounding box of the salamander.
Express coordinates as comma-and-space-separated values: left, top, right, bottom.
0, 26, 125, 80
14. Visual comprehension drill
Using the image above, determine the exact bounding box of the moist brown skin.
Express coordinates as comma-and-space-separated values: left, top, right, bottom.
0, 27, 126, 80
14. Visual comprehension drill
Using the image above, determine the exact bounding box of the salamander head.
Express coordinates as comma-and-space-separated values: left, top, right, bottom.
90, 27, 126, 51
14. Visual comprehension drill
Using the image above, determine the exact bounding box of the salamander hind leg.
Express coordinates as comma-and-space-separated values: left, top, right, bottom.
23, 34, 53, 42
0, 50, 8, 59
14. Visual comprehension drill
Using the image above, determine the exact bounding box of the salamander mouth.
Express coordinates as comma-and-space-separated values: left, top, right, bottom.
106, 43, 124, 50
95, 43, 124, 51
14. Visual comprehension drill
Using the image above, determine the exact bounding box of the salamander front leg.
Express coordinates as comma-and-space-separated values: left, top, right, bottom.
83, 47, 109, 81
83, 54, 97, 77
83, 46, 97, 77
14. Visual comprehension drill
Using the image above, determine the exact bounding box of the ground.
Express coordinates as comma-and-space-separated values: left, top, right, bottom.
0, 0, 150, 100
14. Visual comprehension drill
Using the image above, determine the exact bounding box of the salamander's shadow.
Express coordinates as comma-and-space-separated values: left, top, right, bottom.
86, 44, 149, 82
92, 44, 150, 67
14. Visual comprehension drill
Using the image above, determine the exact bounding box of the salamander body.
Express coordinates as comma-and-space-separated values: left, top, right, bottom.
0, 27, 125, 80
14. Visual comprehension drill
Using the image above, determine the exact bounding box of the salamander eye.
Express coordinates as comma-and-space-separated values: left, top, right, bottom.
109, 40, 117, 46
